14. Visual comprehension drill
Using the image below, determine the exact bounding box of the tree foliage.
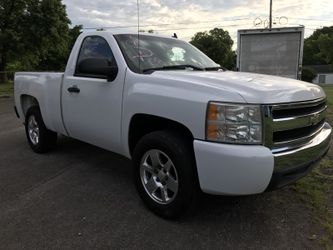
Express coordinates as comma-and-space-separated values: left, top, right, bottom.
0, 0, 78, 82
190, 28, 235, 69
303, 26, 333, 66
317, 33, 333, 65
0, 0, 26, 77
69, 25, 83, 50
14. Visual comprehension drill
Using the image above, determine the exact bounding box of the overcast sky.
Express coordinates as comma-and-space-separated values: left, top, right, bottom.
62, 0, 333, 44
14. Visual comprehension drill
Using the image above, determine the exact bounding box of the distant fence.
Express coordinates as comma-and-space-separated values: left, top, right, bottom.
0, 71, 15, 83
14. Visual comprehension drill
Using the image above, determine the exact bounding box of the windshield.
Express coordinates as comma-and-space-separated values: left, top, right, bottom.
114, 34, 220, 73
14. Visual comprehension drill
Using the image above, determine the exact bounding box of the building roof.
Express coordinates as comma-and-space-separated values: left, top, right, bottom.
304, 65, 333, 74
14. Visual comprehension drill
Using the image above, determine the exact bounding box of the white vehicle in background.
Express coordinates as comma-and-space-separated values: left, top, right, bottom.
14, 31, 332, 218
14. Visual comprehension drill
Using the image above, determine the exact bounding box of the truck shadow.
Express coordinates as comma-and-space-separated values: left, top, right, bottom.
47, 136, 318, 249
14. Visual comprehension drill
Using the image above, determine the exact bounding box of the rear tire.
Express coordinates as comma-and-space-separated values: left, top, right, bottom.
133, 130, 199, 219
25, 106, 57, 153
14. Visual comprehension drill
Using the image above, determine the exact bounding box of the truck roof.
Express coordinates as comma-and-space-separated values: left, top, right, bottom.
81, 30, 178, 39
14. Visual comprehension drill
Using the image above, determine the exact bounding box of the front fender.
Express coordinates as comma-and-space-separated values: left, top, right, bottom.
121, 71, 245, 157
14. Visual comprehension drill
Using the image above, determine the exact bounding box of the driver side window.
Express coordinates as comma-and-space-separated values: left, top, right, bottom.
75, 36, 116, 77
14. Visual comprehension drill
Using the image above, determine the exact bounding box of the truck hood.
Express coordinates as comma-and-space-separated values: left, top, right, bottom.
151, 71, 325, 104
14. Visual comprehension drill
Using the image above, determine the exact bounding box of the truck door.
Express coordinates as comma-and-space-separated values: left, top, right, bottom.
62, 35, 124, 154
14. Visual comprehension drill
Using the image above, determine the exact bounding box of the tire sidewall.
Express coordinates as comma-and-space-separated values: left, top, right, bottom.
25, 106, 56, 153
133, 131, 197, 218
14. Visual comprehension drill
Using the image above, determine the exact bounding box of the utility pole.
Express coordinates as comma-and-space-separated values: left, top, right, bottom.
269, 0, 273, 29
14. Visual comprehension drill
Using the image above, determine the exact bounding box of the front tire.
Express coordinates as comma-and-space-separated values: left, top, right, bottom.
25, 106, 57, 153
133, 130, 199, 219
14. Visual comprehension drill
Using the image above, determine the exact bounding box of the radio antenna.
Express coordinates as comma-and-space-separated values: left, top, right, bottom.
137, 0, 141, 72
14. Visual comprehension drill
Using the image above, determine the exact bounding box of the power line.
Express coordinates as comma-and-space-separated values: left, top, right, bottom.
83, 17, 251, 30
289, 17, 333, 22
81, 16, 332, 37
304, 27, 319, 31
251, 16, 333, 23
153, 23, 250, 32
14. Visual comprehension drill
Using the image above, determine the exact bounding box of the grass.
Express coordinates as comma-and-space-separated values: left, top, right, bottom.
293, 85, 333, 248
293, 160, 333, 247
0, 81, 14, 97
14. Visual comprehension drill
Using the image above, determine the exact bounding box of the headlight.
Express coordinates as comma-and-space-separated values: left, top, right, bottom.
206, 102, 262, 144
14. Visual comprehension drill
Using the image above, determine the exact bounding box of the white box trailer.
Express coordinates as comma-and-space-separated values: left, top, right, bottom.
237, 27, 304, 79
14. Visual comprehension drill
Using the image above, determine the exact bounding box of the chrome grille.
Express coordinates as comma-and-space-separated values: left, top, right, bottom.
263, 98, 327, 153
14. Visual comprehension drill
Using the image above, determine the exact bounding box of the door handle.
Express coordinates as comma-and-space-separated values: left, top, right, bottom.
67, 85, 80, 93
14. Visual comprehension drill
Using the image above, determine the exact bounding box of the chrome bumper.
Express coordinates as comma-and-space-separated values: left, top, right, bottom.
266, 122, 332, 190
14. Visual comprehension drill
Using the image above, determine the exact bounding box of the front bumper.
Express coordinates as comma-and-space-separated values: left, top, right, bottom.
193, 122, 332, 195
266, 122, 331, 190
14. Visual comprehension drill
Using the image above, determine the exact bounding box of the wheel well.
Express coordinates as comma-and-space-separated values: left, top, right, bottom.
128, 114, 194, 156
21, 95, 39, 117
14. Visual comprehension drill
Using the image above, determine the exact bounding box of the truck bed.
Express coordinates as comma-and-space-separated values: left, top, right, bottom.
14, 72, 67, 135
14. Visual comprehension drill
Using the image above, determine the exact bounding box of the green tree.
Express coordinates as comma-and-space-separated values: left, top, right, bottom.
190, 28, 235, 69
0, 0, 71, 82
303, 26, 333, 66
69, 25, 83, 50
317, 33, 333, 65
27, 0, 71, 71
0, 0, 26, 82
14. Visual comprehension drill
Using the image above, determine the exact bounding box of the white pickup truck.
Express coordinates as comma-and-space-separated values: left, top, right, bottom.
14, 31, 332, 218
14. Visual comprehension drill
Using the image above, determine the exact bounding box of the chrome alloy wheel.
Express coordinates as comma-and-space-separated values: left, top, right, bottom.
28, 115, 40, 145
140, 149, 179, 205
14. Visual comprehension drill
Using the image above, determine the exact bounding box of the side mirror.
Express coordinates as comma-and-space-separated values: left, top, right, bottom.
77, 58, 118, 82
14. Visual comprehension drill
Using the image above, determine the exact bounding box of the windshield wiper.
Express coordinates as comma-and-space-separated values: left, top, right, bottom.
204, 66, 225, 71
143, 64, 205, 73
